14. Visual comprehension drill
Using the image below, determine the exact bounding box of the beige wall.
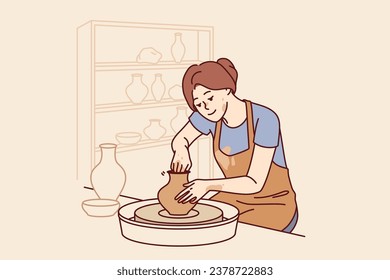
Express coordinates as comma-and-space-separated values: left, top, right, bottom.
1, 0, 389, 258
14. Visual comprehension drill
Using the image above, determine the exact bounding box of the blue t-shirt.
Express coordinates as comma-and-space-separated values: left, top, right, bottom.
189, 102, 287, 167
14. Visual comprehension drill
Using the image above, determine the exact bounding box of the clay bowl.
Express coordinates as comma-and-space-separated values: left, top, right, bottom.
115, 132, 142, 145
118, 198, 239, 246
82, 199, 120, 217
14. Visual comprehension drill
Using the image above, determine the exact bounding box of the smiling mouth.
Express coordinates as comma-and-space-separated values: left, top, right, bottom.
207, 109, 216, 116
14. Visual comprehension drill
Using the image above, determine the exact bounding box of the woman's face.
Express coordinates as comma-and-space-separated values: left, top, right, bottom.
192, 85, 230, 122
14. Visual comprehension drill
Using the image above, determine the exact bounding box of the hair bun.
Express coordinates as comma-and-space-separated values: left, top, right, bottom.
217, 58, 238, 83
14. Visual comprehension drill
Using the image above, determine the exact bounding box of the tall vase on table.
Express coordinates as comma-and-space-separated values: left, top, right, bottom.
82, 143, 127, 217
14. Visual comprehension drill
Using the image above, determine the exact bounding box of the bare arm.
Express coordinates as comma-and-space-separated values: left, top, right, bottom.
206, 145, 275, 193
170, 121, 202, 172
177, 145, 275, 202
171, 121, 202, 152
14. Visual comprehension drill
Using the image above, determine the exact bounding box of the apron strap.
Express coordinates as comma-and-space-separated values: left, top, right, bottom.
214, 113, 222, 153
244, 100, 254, 148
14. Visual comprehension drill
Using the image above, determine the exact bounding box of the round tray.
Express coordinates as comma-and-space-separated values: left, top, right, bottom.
118, 199, 239, 246
134, 202, 223, 225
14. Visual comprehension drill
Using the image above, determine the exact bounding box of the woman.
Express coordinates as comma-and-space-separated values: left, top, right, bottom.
171, 58, 298, 232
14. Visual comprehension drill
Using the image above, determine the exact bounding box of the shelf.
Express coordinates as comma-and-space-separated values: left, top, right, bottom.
95, 135, 174, 153
95, 99, 188, 113
95, 134, 210, 154
95, 60, 202, 72
90, 20, 214, 32
77, 20, 214, 183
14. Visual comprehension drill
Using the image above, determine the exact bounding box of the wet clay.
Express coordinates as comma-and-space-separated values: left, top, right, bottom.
157, 170, 195, 215
215, 146, 235, 169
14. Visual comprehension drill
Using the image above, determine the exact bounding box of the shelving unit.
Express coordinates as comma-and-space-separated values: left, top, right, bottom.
77, 20, 214, 191
96, 134, 210, 154
95, 99, 187, 114
95, 60, 202, 71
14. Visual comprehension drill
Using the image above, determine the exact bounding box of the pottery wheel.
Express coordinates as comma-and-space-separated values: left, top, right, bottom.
134, 203, 223, 225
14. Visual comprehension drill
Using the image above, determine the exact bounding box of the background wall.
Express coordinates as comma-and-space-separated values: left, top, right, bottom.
0, 0, 389, 259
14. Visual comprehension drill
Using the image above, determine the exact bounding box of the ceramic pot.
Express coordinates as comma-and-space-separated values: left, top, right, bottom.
90, 143, 126, 200
136, 47, 162, 64
157, 171, 195, 215
151, 73, 166, 102
171, 32, 185, 63
171, 106, 189, 133
125, 73, 148, 104
168, 84, 183, 100
143, 119, 166, 140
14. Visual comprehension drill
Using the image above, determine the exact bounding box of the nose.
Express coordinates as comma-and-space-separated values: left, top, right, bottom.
202, 101, 209, 110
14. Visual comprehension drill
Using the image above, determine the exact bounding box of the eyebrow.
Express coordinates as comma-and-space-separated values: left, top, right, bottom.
194, 91, 211, 102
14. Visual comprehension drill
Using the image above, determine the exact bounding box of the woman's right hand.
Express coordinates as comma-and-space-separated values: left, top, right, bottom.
171, 148, 192, 172
170, 121, 201, 172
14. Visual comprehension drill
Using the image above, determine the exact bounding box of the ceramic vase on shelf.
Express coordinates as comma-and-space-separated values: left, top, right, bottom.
158, 171, 195, 215
90, 143, 126, 200
168, 84, 183, 100
143, 119, 166, 140
171, 32, 186, 63
151, 73, 166, 102
125, 73, 148, 104
171, 106, 189, 133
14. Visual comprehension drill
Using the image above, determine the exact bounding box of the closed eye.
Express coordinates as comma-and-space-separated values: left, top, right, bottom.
208, 96, 214, 101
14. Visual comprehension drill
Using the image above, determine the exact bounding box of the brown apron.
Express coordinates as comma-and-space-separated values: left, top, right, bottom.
210, 100, 298, 231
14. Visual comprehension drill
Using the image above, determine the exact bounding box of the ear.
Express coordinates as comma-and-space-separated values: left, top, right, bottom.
226, 89, 231, 95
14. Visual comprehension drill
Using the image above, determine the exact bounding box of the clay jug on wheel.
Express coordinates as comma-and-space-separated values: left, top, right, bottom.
157, 171, 195, 215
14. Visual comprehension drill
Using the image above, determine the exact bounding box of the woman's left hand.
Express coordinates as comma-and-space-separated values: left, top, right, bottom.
175, 179, 209, 204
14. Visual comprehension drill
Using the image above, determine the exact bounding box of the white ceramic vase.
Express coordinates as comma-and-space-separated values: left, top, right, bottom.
171, 32, 185, 63
144, 119, 166, 140
90, 143, 126, 200
126, 73, 148, 104
151, 73, 166, 102
170, 106, 189, 133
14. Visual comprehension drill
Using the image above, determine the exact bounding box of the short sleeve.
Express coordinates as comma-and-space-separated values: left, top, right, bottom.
253, 106, 280, 148
189, 111, 216, 135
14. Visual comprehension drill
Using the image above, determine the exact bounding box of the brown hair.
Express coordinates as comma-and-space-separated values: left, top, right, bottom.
182, 58, 238, 111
